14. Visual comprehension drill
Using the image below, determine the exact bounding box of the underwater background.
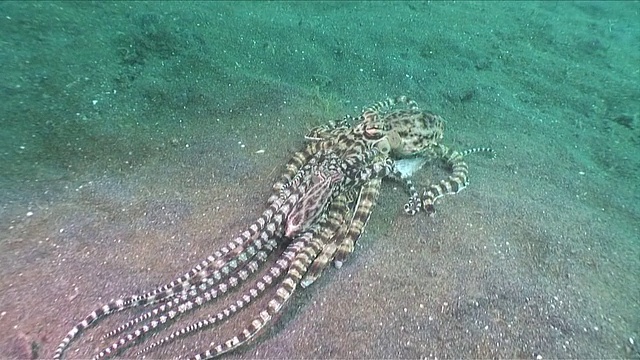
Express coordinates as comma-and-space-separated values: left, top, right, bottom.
0, 1, 638, 359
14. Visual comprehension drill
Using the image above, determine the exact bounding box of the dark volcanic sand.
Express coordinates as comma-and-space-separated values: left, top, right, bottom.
0, 2, 638, 359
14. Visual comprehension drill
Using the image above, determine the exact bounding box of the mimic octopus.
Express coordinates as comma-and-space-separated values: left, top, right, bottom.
53, 96, 492, 359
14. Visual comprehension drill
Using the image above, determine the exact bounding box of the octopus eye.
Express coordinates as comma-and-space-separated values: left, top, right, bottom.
374, 138, 391, 154
363, 125, 383, 139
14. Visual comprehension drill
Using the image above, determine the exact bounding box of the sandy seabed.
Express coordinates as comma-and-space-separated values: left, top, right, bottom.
0, 2, 638, 359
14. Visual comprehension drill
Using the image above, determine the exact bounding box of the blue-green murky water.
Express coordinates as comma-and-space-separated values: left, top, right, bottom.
1, 2, 638, 359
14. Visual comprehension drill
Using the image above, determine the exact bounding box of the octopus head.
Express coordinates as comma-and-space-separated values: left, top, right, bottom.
384, 110, 445, 157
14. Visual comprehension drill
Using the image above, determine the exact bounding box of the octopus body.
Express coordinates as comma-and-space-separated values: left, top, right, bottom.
53, 96, 491, 359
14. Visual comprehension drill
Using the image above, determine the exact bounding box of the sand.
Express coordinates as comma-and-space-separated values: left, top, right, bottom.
0, 2, 638, 359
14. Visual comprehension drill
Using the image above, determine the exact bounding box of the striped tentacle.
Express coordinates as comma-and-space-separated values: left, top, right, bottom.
299, 150, 393, 284
96, 233, 280, 354
333, 177, 382, 269
186, 192, 349, 359
275, 130, 377, 209
138, 191, 348, 357
94, 238, 283, 360
361, 95, 419, 123
103, 156, 345, 344
364, 95, 419, 113
53, 184, 302, 360
277, 148, 332, 201
419, 144, 469, 214
135, 237, 308, 357
268, 141, 321, 204
300, 193, 350, 288
268, 116, 354, 205
304, 117, 352, 141
188, 236, 322, 360
349, 155, 395, 188
382, 163, 423, 215
415, 147, 493, 216
309, 156, 395, 275
268, 130, 347, 205
461, 147, 495, 158
95, 159, 353, 358
402, 175, 423, 215
100, 243, 272, 342
92, 178, 317, 358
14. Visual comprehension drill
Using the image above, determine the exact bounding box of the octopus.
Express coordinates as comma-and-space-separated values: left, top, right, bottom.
53, 96, 492, 359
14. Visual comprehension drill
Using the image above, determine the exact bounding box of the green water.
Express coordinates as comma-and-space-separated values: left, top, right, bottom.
0, 2, 638, 359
